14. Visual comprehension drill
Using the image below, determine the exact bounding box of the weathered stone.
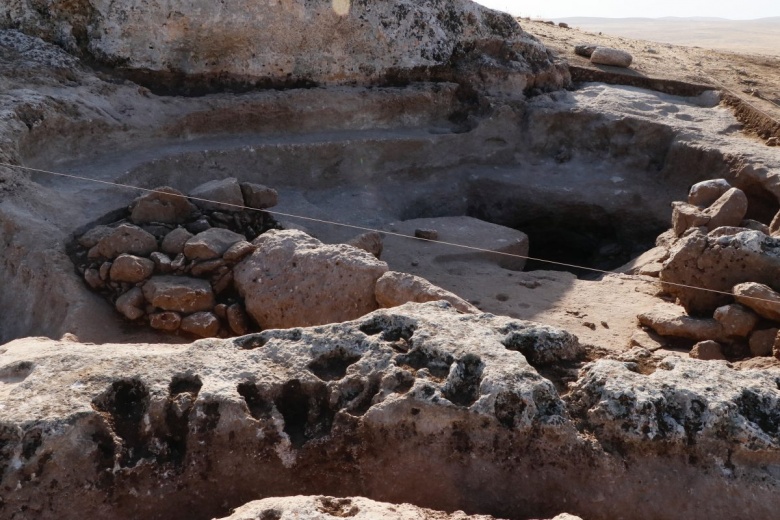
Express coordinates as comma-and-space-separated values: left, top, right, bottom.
629, 329, 666, 351
129, 187, 196, 224
150, 251, 173, 274
84, 268, 102, 289
689, 340, 727, 361
184, 228, 246, 261
637, 304, 724, 341
347, 232, 384, 259
240, 182, 278, 209
688, 178, 731, 207
180, 311, 220, 338
713, 304, 759, 338
99, 262, 112, 281
702, 188, 748, 231
142, 276, 215, 313
234, 230, 388, 329
749, 328, 778, 357
226, 304, 250, 336
574, 44, 596, 58
214, 303, 228, 320
115, 287, 145, 320
616, 246, 669, 275
733, 282, 780, 321
741, 219, 770, 235
190, 259, 226, 277
590, 47, 633, 67
88, 224, 157, 259
186, 218, 211, 234
502, 323, 583, 365
161, 228, 193, 256
109, 254, 155, 283
770, 210, 780, 236
190, 178, 244, 212
212, 270, 234, 295
671, 201, 709, 237
660, 230, 780, 315
171, 253, 187, 271
375, 271, 478, 314
149, 311, 181, 331
223, 240, 256, 263
77, 225, 113, 249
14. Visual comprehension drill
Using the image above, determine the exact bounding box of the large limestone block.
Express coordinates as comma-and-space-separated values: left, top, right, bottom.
142, 275, 215, 313
234, 230, 388, 328
129, 186, 196, 224
660, 229, 780, 315
2, 0, 567, 95
88, 223, 157, 259
702, 188, 748, 231
375, 271, 478, 314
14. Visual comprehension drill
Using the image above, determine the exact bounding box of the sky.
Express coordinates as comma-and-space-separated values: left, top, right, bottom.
472, 0, 780, 20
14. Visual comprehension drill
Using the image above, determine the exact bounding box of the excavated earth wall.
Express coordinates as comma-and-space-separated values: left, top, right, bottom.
2, 3, 780, 520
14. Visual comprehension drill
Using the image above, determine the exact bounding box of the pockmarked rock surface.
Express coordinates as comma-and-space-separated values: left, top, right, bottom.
1, 0, 568, 95
2, 303, 780, 520
234, 230, 388, 329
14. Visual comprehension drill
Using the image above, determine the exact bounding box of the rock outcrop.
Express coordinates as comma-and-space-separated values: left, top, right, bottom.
1, 0, 568, 95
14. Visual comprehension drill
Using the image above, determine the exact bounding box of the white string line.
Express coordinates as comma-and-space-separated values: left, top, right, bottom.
2, 160, 779, 307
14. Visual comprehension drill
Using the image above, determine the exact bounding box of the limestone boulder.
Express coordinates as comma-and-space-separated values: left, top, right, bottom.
2, 0, 568, 95
688, 179, 731, 207
109, 254, 155, 283
180, 311, 220, 338
733, 282, 780, 321
637, 304, 724, 342
142, 275, 215, 313
713, 304, 759, 338
590, 47, 633, 67
347, 232, 384, 259
87, 224, 157, 260
671, 202, 709, 237
115, 287, 145, 320
660, 230, 780, 315
190, 178, 244, 212
240, 182, 278, 210
375, 271, 478, 314
129, 187, 196, 224
183, 228, 246, 261
689, 340, 727, 361
701, 188, 748, 231
234, 230, 388, 329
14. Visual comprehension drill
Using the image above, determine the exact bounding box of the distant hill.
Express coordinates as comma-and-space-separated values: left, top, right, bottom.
554, 17, 780, 55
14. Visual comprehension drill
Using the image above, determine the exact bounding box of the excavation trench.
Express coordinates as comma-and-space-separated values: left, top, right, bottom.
3, 82, 779, 520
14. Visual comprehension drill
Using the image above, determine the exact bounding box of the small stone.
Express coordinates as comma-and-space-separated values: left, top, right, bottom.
190, 178, 244, 212
574, 44, 596, 58
740, 219, 770, 235
226, 304, 250, 335
375, 271, 478, 314
689, 340, 727, 361
688, 179, 731, 207
240, 182, 279, 209
630, 329, 666, 351
161, 228, 194, 256
191, 259, 226, 277
671, 202, 709, 237
109, 254, 155, 283
150, 252, 173, 274
186, 218, 211, 234
84, 269, 103, 289
214, 303, 228, 319
99, 262, 112, 281
414, 228, 438, 240
171, 253, 187, 271
115, 287, 145, 321
733, 282, 780, 322
184, 228, 246, 261
212, 270, 234, 295
590, 47, 633, 67
88, 224, 157, 260
702, 188, 748, 231
223, 240, 256, 262
78, 225, 113, 249
767, 137, 779, 147
130, 187, 196, 225
149, 311, 181, 331
180, 312, 221, 338
749, 328, 778, 357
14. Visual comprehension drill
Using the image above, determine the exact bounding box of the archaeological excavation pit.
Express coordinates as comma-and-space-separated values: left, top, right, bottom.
4, 5, 780, 520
